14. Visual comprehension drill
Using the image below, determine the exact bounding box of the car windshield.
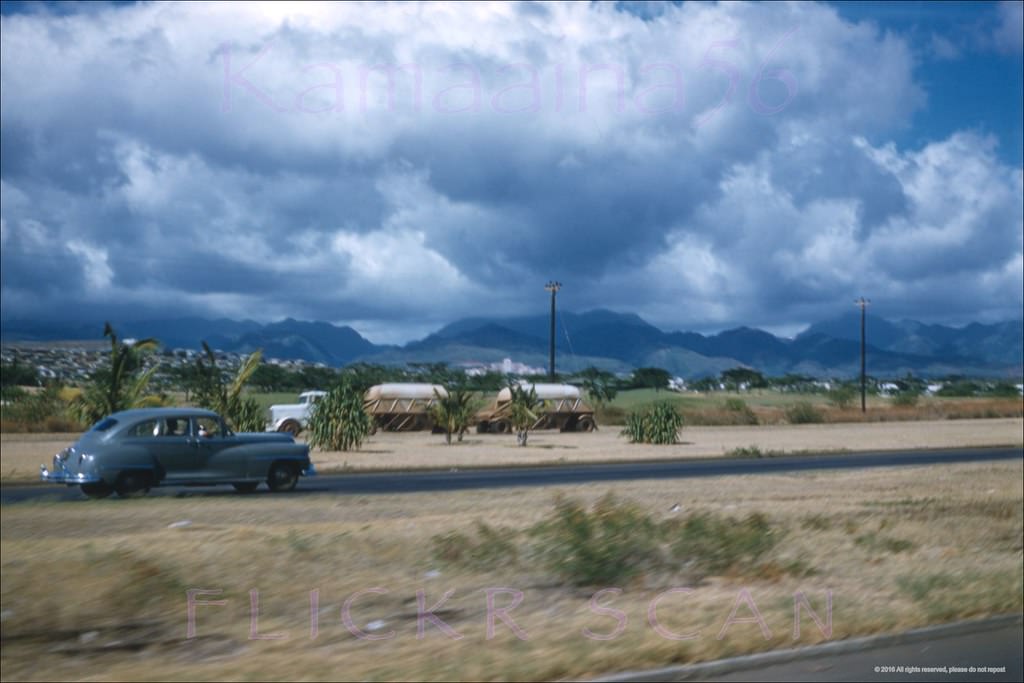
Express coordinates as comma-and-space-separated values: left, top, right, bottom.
90, 417, 118, 432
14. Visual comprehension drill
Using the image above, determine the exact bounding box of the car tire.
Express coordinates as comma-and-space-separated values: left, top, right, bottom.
267, 463, 299, 492
233, 482, 260, 494
114, 472, 151, 498
81, 482, 114, 499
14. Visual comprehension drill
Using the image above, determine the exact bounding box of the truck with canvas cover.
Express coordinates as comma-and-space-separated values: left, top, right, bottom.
475, 383, 596, 433
363, 383, 448, 432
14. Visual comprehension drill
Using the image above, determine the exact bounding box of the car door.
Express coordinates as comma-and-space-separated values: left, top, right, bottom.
122, 416, 202, 481
190, 415, 247, 480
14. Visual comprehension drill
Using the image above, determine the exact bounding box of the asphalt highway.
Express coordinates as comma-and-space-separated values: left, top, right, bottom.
2, 446, 1020, 503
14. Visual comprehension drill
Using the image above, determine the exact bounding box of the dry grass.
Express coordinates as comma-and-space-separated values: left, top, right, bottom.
2, 460, 1021, 681
3, 418, 1021, 483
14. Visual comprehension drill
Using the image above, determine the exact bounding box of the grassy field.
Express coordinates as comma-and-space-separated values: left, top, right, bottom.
598, 390, 1022, 426
2, 460, 1021, 681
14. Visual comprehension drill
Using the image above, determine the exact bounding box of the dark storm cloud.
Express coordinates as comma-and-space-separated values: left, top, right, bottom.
1, 1, 1021, 343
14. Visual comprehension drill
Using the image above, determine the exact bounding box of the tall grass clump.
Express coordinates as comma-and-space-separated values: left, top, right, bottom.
307, 378, 373, 451
620, 401, 684, 444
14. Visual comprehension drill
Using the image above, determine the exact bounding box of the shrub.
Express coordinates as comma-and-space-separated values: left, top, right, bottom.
669, 512, 778, 575
827, 385, 857, 409
1, 385, 83, 432
620, 402, 684, 444
529, 494, 661, 586
784, 401, 824, 424
891, 390, 920, 407
306, 378, 373, 451
727, 445, 769, 458
722, 398, 759, 425
432, 521, 518, 570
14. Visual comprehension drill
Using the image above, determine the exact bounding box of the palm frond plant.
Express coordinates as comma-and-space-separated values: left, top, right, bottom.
508, 383, 540, 447
73, 323, 160, 425
431, 386, 480, 445
191, 342, 265, 432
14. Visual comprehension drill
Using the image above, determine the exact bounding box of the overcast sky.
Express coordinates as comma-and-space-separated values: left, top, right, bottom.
2, 1, 1022, 344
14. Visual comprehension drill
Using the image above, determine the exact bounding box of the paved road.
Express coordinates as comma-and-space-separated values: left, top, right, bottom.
705, 620, 1023, 682
2, 446, 1020, 504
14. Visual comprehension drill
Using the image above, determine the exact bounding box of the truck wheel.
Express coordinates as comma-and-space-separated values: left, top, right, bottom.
576, 417, 596, 432
476, 422, 489, 434
267, 463, 299, 492
492, 421, 510, 434
278, 420, 301, 437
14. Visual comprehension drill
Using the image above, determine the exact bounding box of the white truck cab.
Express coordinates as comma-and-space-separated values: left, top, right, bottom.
266, 390, 328, 436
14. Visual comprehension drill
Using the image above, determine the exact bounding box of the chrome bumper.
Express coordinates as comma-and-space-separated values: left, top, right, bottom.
40, 464, 102, 485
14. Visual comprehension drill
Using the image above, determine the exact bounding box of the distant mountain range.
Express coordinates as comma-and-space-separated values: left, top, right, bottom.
2, 310, 1021, 379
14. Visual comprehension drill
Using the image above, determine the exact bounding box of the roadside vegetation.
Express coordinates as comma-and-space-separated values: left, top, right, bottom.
305, 378, 373, 451
2, 461, 1020, 681
3, 346, 1021, 434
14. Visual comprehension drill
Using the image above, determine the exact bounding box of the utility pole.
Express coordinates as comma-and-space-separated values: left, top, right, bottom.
545, 281, 561, 380
855, 297, 870, 413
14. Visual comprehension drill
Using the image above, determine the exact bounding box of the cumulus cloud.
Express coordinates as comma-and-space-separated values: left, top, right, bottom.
992, 0, 1024, 54
0, 1, 1020, 343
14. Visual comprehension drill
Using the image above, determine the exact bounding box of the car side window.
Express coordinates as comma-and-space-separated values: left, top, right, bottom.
195, 416, 222, 438
126, 420, 160, 438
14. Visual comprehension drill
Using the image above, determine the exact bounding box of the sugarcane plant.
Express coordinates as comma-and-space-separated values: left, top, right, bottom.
620, 401, 684, 445
306, 377, 373, 452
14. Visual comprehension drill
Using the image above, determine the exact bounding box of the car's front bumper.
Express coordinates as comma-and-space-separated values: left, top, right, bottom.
40, 464, 103, 485
301, 462, 317, 477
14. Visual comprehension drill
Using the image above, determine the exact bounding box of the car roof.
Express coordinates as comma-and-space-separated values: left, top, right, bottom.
107, 407, 221, 421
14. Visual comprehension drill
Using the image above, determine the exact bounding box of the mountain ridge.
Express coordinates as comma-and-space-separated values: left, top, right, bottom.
2, 312, 1021, 378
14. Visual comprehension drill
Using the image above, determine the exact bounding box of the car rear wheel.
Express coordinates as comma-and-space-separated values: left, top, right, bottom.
114, 472, 151, 498
81, 482, 114, 499
267, 463, 299, 492
233, 482, 260, 494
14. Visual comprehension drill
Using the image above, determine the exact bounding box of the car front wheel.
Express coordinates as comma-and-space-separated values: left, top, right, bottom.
81, 482, 114, 499
267, 463, 298, 492
114, 472, 151, 498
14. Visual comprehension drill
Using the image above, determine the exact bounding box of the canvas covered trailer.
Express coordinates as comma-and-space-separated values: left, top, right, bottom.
475, 383, 596, 433
363, 383, 448, 432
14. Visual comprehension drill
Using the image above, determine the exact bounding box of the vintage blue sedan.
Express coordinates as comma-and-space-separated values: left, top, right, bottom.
40, 407, 315, 498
